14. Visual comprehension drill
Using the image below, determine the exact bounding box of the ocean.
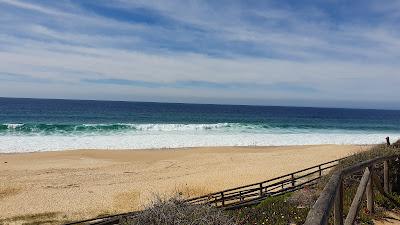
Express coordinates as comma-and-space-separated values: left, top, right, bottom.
1, 97, 400, 153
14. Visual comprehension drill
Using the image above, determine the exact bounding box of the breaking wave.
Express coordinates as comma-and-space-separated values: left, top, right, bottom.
1, 123, 399, 152
1, 122, 399, 135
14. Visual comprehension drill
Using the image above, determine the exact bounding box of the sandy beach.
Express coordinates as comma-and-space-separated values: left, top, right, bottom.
0, 145, 368, 224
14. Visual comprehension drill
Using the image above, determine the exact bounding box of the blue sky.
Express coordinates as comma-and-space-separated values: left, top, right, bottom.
0, 0, 399, 109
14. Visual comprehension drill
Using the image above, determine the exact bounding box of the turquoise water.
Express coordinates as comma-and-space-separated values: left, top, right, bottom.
1, 97, 400, 152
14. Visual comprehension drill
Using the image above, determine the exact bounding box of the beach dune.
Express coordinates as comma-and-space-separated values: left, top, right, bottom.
0, 145, 366, 223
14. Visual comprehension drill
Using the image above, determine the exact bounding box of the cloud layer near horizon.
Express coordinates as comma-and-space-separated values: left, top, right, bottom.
0, 0, 399, 109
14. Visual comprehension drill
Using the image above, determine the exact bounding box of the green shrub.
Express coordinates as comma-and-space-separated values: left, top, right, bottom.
375, 192, 400, 210
233, 194, 310, 225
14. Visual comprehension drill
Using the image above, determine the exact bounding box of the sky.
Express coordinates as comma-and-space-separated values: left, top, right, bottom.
0, 0, 400, 109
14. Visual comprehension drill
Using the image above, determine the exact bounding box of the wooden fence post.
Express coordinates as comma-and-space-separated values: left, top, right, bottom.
319, 165, 322, 177
345, 168, 370, 225
366, 166, 374, 213
334, 178, 343, 225
291, 174, 295, 187
259, 183, 263, 196
384, 161, 389, 193
221, 192, 225, 207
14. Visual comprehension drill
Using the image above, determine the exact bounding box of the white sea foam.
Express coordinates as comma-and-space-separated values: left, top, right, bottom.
133, 123, 232, 131
5, 123, 24, 129
0, 132, 399, 153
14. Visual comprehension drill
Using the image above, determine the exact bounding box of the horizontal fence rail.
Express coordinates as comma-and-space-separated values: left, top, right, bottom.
304, 155, 397, 225
65, 211, 139, 225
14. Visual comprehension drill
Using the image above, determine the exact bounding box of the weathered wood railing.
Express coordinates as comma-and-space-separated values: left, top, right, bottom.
66, 157, 346, 225
304, 155, 396, 225
186, 157, 346, 209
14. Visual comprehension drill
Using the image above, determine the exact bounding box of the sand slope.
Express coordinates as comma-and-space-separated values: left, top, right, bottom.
0, 145, 367, 223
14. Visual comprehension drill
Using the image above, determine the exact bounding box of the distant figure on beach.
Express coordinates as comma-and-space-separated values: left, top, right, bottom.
386, 137, 391, 146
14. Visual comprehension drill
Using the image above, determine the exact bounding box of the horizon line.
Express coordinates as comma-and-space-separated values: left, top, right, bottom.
1, 96, 399, 112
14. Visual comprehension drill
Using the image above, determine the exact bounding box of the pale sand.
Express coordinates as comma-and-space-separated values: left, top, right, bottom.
375, 211, 400, 225
0, 145, 368, 223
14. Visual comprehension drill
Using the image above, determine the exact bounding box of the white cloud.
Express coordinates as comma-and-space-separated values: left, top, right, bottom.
0, 0, 399, 108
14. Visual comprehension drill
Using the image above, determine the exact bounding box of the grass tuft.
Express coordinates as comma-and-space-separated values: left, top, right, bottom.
0, 187, 21, 199
121, 195, 238, 225
0, 212, 64, 225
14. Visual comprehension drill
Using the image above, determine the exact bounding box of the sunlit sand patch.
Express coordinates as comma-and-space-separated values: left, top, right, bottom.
113, 190, 141, 212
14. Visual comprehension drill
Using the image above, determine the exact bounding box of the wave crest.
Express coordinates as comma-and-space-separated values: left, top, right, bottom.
0, 123, 236, 134
1, 122, 398, 135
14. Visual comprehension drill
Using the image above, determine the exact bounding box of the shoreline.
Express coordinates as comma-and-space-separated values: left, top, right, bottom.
0, 144, 369, 223
0, 143, 374, 155
0, 132, 391, 153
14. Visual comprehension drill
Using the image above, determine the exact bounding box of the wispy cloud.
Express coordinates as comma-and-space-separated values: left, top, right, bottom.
82, 78, 318, 94
0, 0, 399, 108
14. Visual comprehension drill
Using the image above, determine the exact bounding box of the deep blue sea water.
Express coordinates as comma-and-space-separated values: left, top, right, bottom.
1, 97, 400, 152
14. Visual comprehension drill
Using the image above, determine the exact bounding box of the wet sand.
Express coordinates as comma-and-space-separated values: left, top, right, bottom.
0, 145, 368, 223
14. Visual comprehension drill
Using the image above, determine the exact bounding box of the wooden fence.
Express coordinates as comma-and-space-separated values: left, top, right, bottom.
66, 157, 345, 225
186, 157, 345, 209
304, 155, 397, 225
